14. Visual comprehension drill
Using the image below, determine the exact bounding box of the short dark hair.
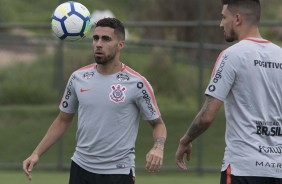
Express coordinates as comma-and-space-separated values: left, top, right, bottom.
221, 0, 261, 25
95, 18, 125, 40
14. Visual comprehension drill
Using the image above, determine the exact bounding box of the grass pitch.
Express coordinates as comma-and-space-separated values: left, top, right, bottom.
1, 170, 220, 184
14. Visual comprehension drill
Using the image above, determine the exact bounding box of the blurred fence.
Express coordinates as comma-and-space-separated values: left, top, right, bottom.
0, 19, 281, 175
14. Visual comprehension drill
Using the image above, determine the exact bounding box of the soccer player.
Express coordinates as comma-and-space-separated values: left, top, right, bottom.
175, 0, 282, 183
23, 18, 167, 184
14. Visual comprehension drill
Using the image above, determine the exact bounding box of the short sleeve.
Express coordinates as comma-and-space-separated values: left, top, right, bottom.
59, 74, 78, 113
135, 78, 161, 121
205, 50, 237, 101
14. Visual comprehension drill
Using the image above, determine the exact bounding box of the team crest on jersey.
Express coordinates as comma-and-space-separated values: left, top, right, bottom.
109, 84, 127, 103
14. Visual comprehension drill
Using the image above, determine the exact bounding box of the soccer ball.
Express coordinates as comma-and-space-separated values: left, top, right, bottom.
51, 1, 92, 41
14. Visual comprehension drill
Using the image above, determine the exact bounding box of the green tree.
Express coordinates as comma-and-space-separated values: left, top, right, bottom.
0, 0, 17, 23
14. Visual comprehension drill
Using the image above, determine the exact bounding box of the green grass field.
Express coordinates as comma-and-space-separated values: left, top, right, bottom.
0, 170, 220, 184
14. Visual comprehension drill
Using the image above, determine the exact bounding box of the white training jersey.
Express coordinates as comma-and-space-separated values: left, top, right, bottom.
59, 63, 161, 175
205, 38, 282, 178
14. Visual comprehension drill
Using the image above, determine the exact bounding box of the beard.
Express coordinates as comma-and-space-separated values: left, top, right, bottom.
224, 27, 237, 42
94, 53, 116, 65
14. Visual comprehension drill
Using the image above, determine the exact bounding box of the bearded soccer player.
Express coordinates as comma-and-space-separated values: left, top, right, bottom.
175, 0, 282, 184
23, 18, 167, 184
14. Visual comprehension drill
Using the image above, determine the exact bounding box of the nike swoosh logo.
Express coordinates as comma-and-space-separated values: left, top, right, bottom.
80, 88, 92, 93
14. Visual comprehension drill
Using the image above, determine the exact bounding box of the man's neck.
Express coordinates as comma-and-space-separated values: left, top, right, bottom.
238, 26, 261, 41
96, 61, 122, 75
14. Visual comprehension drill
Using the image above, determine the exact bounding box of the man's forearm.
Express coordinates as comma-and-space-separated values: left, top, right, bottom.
184, 96, 222, 144
149, 117, 167, 150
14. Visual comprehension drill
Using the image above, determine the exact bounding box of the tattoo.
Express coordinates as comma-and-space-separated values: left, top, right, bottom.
148, 117, 166, 151
185, 96, 221, 143
153, 137, 166, 151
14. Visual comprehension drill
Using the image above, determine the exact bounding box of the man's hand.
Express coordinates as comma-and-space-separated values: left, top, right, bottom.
22, 154, 39, 181
175, 139, 192, 170
145, 146, 164, 172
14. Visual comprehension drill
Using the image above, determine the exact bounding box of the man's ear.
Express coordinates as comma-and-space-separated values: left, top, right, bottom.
234, 13, 243, 26
118, 40, 125, 50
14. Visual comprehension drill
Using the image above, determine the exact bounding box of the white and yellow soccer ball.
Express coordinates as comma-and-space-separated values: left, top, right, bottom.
51, 1, 92, 41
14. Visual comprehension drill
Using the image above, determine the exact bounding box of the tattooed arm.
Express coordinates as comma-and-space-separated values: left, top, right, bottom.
185, 95, 222, 143
145, 117, 167, 172
175, 95, 222, 170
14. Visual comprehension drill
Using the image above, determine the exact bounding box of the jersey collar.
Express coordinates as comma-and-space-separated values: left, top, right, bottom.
243, 37, 270, 43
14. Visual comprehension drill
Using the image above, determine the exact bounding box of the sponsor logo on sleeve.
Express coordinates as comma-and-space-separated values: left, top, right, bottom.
208, 85, 216, 92
137, 82, 144, 89
109, 84, 127, 103
207, 54, 228, 93
62, 101, 68, 108
212, 54, 228, 84
142, 90, 156, 115
62, 75, 76, 108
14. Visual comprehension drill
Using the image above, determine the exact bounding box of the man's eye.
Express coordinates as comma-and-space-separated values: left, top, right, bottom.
103, 37, 111, 41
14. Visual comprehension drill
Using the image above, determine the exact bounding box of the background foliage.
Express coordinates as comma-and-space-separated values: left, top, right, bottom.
0, 0, 281, 177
